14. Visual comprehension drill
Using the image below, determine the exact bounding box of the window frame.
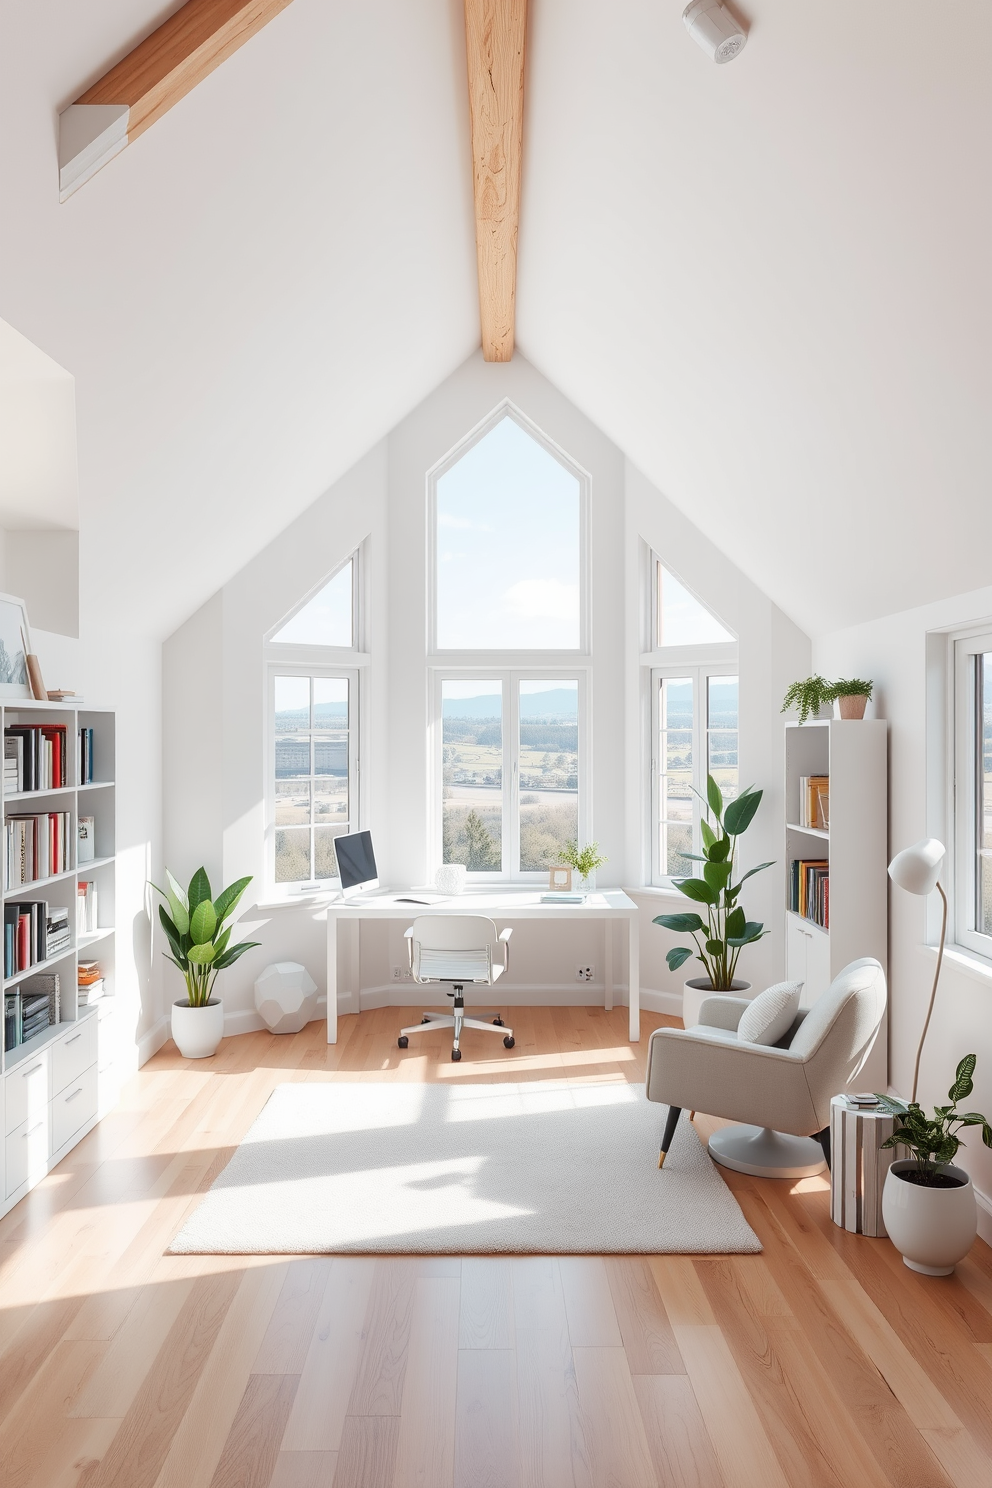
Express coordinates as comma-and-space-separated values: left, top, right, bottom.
953, 627, 992, 959
650, 661, 739, 887
430, 667, 590, 882
426, 401, 592, 662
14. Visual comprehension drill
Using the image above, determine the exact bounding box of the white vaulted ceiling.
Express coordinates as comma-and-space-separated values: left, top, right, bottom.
1, 0, 989, 639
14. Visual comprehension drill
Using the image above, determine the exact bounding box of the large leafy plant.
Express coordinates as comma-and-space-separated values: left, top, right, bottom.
876, 1055, 992, 1186
154, 868, 260, 1007
653, 775, 772, 990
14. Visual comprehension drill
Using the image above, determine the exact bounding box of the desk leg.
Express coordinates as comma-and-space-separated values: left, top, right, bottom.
628, 917, 640, 1042
326, 912, 338, 1045
604, 921, 613, 1011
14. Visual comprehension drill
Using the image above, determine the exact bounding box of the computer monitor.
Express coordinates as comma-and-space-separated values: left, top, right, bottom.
334, 830, 379, 895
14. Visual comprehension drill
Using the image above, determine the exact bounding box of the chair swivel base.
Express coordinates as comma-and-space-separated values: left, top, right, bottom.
707, 1125, 827, 1179
397, 1011, 515, 1062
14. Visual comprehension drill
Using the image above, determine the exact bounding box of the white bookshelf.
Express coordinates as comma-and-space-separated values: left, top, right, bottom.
785, 718, 888, 1086
1, 701, 117, 1218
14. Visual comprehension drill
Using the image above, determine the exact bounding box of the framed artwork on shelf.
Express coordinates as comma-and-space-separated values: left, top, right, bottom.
0, 593, 34, 700
549, 865, 572, 890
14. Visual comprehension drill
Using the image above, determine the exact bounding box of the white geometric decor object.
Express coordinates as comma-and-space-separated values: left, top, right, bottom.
254, 962, 318, 1034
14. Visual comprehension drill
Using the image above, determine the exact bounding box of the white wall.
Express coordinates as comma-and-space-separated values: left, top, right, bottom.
816, 584, 992, 1236
160, 353, 811, 1036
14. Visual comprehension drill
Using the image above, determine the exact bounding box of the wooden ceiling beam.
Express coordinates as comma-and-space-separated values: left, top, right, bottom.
464, 0, 527, 362
58, 0, 293, 201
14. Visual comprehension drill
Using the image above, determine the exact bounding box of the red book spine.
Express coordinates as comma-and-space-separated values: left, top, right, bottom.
17, 912, 30, 972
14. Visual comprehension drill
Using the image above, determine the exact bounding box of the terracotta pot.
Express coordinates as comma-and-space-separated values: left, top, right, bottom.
172, 998, 224, 1059
682, 976, 751, 1030
836, 694, 868, 720
881, 1159, 977, 1275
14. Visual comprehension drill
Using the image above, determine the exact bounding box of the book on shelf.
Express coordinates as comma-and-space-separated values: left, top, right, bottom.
790, 858, 830, 929
4, 812, 71, 888
77, 880, 98, 936
3, 724, 69, 792
21, 971, 60, 1025
2, 978, 56, 1051
78, 727, 94, 785
4, 734, 24, 795
78, 959, 105, 1006
797, 774, 830, 830
78, 815, 95, 863
4, 901, 71, 978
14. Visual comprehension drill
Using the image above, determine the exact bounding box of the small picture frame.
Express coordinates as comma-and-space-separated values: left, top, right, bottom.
0, 593, 34, 700
549, 865, 572, 890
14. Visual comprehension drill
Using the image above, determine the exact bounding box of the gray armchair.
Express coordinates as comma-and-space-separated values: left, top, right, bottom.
646, 957, 887, 1177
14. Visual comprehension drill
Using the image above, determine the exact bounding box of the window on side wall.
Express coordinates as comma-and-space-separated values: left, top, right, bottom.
953, 630, 992, 958
265, 550, 365, 890
648, 556, 738, 885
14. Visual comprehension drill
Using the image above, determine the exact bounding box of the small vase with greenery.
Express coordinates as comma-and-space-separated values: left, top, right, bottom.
780, 676, 834, 725
653, 775, 772, 990
828, 677, 873, 720
155, 867, 260, 1006
875, 1055, 992, 1188
561, 840, 607, 887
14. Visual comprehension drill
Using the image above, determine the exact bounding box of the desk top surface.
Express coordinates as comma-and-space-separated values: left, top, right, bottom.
327, 887, 638, 917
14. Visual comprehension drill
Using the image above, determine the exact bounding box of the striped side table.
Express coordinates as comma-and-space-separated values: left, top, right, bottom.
830, 1095, 898, 1237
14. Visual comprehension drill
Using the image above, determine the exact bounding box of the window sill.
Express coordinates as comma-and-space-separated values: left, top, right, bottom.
921, 941, 992, 987
622, 884, 687, 900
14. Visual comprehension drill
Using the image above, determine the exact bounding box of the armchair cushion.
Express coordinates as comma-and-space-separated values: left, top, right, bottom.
737, 981, 803, 1046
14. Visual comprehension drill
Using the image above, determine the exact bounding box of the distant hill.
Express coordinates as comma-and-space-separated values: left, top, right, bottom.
443, 688, 578, 719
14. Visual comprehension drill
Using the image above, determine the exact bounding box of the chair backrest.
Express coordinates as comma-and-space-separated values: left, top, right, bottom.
787, 957, 887, 1109
409, 915, 500, 983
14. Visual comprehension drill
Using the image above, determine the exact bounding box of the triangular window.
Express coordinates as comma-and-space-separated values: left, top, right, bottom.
657, 564, 733, 647
272, 559, 353, 647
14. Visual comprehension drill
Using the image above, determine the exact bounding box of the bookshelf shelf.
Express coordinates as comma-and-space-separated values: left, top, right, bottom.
4, 868, 77, 899
2, 704, 117, 1217
4, 947, 76, 989
784, 718, 887, 1089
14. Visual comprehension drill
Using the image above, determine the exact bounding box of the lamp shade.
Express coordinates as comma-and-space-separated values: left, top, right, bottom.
888, 838, 945, 896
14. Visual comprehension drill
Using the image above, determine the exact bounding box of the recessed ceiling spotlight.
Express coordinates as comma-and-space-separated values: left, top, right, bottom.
682, 0, 748, 63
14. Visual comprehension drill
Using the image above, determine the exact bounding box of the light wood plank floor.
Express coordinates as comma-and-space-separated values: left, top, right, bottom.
2, 1005, 991, 1488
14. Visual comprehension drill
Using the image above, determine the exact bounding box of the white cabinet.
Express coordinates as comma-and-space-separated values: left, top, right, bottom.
51, 1062, 97, 1153
52, 1017, 97, 1094
6, 1109, 50, 1198
787, 915, 832, 1008
5, 1048, 50, 1135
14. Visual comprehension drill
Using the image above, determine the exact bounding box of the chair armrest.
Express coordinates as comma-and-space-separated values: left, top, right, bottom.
404, 925, 414, 973
698, 995, 749, 1032
498, 926, 511, 971
645, 1028, 819, 1135
403, 926, 414, 938
498, 928, 513, 941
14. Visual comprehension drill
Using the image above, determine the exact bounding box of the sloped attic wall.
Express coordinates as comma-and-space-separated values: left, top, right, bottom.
160, 354, 810, 1043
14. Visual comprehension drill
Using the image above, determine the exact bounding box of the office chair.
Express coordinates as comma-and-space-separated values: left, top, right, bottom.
397, 915, 515, 1062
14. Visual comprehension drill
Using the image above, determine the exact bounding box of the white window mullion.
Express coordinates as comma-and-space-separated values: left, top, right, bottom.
506, 673, 518, 878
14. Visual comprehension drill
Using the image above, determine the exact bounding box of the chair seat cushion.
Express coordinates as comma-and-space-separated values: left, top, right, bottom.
737, 981, 804, 1046
417, 947, 492, 981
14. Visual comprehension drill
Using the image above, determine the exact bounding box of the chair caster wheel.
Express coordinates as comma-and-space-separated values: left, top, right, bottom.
503, 1036, 515, 1049
421, 1016, 431, 1023
492, 1017, 504, 1026
451, 1048, 462, 1062
397, 1037, 408, 1049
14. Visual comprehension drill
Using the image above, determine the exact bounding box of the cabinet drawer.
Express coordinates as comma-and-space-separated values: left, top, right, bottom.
51, 1063, 97, 1154
5, 1050, 50, 1136
6, 1111, 50, 1198
52, 1018, 98, 1096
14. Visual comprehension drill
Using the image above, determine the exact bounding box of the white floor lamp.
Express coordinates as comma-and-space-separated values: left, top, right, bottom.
888, 838, 947, 1103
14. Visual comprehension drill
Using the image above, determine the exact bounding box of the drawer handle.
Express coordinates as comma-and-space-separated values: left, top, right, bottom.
21, 1063, 44, 1079
65, 1087, 84, 1103
23, 1122, 44, 1137
64, 1034, 82, 1046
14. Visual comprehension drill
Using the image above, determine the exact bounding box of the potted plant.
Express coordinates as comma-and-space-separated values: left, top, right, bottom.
561, 840, 607, 891
827, 677, 873, 720
653, 776, 772, 1026
876, 1055, 992, 1275
781, 675, 834, 725
154, 867, 259, 1059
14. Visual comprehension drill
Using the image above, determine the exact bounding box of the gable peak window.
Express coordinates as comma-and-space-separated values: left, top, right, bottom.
271, 556, 354, 648
433, 410, 585, 653
657, 563, 734, 647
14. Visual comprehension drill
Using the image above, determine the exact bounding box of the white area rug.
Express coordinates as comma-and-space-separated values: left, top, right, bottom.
169, 1081, 761, 1255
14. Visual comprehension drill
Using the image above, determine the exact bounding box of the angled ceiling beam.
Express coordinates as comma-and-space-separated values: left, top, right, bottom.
464, 0, 527, 362
58, 0, 293, 201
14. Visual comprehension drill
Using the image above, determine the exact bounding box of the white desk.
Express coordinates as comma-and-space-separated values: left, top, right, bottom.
326, 888, 640, 1044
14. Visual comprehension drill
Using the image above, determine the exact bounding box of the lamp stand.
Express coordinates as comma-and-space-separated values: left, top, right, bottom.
911, 881, 947, 1104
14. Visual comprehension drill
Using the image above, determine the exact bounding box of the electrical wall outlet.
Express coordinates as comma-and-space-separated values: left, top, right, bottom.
393, 967, 409, 980
576, 965, 594, 982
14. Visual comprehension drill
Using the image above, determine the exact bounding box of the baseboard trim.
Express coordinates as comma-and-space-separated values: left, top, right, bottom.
137, 1016, 170, 1067
976, 1183, 992, 1248
640, 988, 683, 1018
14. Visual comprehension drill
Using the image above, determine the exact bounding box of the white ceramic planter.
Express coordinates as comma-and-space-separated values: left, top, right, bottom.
882, 1159, 977, 1275
172, 999, 225, 1059
682, 976, 751, 1030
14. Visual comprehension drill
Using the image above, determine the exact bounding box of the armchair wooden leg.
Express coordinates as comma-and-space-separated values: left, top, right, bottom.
814, 1125, 831, 1170
659, 1106, 682, 1168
